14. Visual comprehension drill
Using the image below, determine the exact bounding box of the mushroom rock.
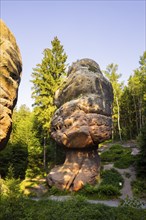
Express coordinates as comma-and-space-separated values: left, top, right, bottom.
47, 59, 113, 191
0, 19, 22, 150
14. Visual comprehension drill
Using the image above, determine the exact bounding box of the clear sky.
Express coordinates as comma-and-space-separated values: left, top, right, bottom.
1, 0, 146, 109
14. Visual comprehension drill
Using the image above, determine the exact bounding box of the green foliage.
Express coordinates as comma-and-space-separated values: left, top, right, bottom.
46, 169, 123, 200
31, 36, 67, 132
104, 64, 123, 141
136, 123, 146, 177
31, 37, 67, 173
101, 144, 134, 168
0, 103, 65, 180
0, 105, 44, 179
0, 174, 26, 220
47, 185, 68, 196
0, 142, 28, 179
0, 106, 32, 178
120, 51, 146, 139
101, 144, 128, 162
80, 183, 120, 199
101, 168, 124, 189
120, 196, 145, 209
20, 178, 48, 198
103, 52, 146, 140
95, 185, 121, 199
114, 154, 135, 169
0, 179, 146, 220
79, 169, 123, 199
25, 122, 43, 178
132, 179, 146, 199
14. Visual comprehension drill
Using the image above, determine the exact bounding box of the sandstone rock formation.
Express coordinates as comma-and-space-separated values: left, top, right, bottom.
0, 19, 22, 150
47, 59, 113, 191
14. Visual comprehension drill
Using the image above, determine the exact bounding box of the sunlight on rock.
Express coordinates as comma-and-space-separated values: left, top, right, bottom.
0, 19, 22, 150
47, 59, 113, 191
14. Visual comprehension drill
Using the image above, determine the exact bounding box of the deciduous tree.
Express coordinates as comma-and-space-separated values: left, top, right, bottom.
104, 64, 123, 141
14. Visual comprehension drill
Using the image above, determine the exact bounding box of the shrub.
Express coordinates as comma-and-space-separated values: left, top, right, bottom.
79, 183, 121, 199
1, 193, 146, 220
101, 144, 135, 169
136, 123, 146, 177
101, 168, 124, 189
114, 154, 135, 169
101, 144, 131, 162
131, 179, 146, 198
120, 196, 145, 209
47, 185, 68, 196
78, 168, 123, 199
0, 142, 28, 179
96, 185, 121, 199
0, 176, 26, 220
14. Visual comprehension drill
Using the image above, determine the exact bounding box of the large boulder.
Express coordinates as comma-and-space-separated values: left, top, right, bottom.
0, 20, 22, 150
51, 59, 113, 148
47, 59, 113, 191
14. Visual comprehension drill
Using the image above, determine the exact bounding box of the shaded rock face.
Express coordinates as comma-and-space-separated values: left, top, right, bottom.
0, 20, 22, 150
47, 59, 113, 191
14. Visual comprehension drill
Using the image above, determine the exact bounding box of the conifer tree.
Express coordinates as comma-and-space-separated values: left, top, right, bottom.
31, 37, 67, 170
126, 51, 146, 135
31, 37, 67, 132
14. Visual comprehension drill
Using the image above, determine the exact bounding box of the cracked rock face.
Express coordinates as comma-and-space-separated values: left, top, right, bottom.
51, 58, 113, 148
0, 20, 22, 150
47, 59, 113, 191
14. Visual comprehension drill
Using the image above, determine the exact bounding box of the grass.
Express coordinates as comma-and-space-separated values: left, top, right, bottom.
131, 179, 146, 199
1, 158, 146, 220
20, 178, 47, 197
20, 166, 125, 200
100, 144, 135, 169
77, 168, 124, 200
1, 196, 146, 220
101, 168, 124, 189
77, 183, 121, 200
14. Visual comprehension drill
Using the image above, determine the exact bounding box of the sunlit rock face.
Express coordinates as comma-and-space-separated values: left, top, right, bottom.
47, 59, 113, 191
0, 20, 22, 150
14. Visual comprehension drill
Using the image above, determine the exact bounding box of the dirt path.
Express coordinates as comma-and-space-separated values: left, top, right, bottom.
102, 141, 139, 199
31, 195, 146, 209
103, 163, 136, 199
117, 166, 136, 199
30, 141, 146, 208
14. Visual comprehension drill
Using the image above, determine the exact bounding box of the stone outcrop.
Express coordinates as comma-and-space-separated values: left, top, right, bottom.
0, 19, 22, 150
47, 59, 113, 191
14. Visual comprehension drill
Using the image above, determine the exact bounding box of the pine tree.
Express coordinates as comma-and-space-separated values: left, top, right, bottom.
31, 37, 67, 132
31, 37, 67, 170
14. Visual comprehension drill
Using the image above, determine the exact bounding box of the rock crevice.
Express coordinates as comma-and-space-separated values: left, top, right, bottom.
0, 19, 22, 150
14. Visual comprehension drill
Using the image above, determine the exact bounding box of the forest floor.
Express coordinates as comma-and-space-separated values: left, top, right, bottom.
102, 141, 138, 200
30, 141, 146, 208
46, 141, 146, 208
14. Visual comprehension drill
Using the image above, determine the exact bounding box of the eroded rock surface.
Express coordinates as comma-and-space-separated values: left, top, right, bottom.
48, 148, 100, 191
0, 19, 22, 150
47, 59, 113, 191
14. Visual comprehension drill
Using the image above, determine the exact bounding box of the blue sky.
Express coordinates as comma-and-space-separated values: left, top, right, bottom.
1, 0, 146, 109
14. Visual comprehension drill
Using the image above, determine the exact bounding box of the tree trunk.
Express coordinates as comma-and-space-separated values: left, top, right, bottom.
133, 95, 139, 135
43, 136, 46, 171
116, 97, 122, 142
139, 97, 142, 130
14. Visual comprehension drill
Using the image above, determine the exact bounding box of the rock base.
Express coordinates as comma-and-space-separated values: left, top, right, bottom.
47, 148, 100, 191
